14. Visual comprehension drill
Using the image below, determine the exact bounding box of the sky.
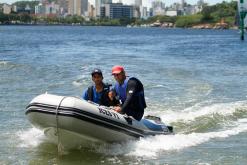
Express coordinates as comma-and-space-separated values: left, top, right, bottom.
1, 0, 229, 7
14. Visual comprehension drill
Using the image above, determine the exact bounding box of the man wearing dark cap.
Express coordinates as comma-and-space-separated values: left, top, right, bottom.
109, 65, 147, 121
82, 68, 115, 106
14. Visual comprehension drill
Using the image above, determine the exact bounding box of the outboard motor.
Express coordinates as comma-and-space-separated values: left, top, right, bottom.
144, 115, 173, 134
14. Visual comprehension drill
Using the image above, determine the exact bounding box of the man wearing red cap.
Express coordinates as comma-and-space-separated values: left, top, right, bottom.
109, 65, 147, 121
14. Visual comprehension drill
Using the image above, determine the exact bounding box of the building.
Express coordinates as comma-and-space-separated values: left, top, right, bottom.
23, 4, 31, 14
184, 5, 201, 15
2, 3, 12, 14
12, 5, 17, 13
101, 3, 133, 19
35, 3, 45, 15
35, 2, 60, 16
45, 2, 59, 15
95, 0, 100, 16
152, 0, 165, 9
0, 4, 2, 13
81, 0, 88, 16
57, 0, 68, 15
170, 3, 181, 11
140, 6, 148, 19
181, 0, 185, 9
68, 0, 89, 16
135, 0, 142, 7
152, 0, 165, 16
149, 8, 153, 17
95, 0, 112, 17
68, 0, 81, 15
133, 6, 140, 18
88, 2, 95, 18
133, 0, 142, 18
166, 10, 178, 16
0, 3, 27, 14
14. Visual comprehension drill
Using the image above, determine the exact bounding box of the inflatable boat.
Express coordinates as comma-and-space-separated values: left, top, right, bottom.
26, 93, 173, 147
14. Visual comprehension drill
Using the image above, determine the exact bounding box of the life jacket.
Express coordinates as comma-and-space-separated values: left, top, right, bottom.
128, 77, 147, 110
87, 83, 111, 106
115, 77, 147, 109
114, 78, 128, 104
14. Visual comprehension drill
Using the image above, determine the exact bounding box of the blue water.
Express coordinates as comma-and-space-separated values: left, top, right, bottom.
1, 26, 247, 164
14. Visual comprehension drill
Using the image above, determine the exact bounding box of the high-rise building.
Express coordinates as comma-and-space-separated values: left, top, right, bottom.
133, 6, 140, 18
134, 0, 142, 18
57, 0, 67, 15
101, 3, 133, 19
67, 0, 88, 16
181, 0, 185, 8
88, 2, 95, 17
103, 0, 112, 3
45, 2, 60, 15
81, 0, 88, 16
35, 1, 60, 16
140, 6, 147, 18
68, 0, 81, 15
152, 0, 165, 16
135, 0, 142, 7
95, 0, 112, 17
152, 0, 165, 9
95, 0, 100, 16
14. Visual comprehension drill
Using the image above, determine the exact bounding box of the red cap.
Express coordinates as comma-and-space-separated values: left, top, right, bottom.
112, 65, 124, 75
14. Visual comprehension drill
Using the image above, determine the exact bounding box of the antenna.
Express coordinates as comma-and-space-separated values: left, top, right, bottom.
239, 0, 247, 40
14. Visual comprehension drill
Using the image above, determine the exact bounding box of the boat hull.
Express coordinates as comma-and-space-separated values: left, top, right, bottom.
26, 94, 172, 147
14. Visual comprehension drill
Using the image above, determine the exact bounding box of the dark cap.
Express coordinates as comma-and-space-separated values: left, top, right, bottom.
91, 68, 102, 76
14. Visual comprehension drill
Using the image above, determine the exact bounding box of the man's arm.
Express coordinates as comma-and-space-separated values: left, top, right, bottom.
121, 79, 138, 113
82, 89, 88, 100
108, 85, 117, 101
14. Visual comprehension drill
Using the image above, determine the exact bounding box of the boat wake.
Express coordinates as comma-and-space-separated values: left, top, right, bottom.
160, 100, 247, 124
93, 118, 247, 158
110, 100, 247, 157
17, 128, 46, 148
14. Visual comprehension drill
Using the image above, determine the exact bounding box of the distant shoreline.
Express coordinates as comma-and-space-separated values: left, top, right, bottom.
0, 24, 239, 30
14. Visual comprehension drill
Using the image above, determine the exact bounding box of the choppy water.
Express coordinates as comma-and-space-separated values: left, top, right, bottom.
1, 26, 247, 164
